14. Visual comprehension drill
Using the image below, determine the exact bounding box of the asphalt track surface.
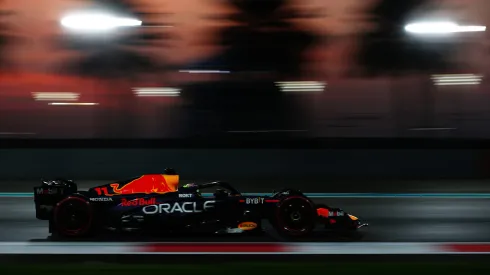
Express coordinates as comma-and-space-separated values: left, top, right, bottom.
2, 180, 490, 242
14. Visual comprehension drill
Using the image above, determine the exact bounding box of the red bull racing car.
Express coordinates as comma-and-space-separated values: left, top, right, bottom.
33, 169, 367, 240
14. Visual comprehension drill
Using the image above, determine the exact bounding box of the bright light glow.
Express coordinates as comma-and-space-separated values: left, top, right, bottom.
61, 12, 142, 32
0, 132, 36, 136
410, 127, 456, 131
32, 92, 79, 101
179, 70, 231, 74
405, 22, 486, 34
132, 87, 181, 97
228, 130, 307, 133
275, 81, 326, 93
48, 102, 99, 106
431, 74, 483, 86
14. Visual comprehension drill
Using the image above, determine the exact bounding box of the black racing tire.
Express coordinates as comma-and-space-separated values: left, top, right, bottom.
52, 195, 94, 238
274, 195, 316, 238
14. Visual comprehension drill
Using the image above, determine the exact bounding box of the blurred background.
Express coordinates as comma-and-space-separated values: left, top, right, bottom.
0, 0, 489, 139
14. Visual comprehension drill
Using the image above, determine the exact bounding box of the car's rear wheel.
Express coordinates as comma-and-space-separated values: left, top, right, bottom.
274, 196, 316, 238
53, 196, 93, 237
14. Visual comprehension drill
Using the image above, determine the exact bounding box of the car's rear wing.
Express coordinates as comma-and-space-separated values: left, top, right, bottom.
33, 178, 77, 220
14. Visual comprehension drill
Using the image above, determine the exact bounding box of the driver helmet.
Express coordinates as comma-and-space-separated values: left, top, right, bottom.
164, 168, 177, 175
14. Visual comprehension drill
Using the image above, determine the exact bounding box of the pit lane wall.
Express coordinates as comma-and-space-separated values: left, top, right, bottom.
0, 148, 486, 180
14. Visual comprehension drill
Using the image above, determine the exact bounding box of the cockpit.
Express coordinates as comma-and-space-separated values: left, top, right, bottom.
181, 182, 240, 199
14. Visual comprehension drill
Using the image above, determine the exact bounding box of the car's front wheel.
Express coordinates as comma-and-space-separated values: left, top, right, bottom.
273, 195, 316, 238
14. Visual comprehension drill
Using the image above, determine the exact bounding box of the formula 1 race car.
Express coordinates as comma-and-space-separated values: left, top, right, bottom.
33, 170, 368, 240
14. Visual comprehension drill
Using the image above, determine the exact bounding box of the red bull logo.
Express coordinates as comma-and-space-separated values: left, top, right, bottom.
109, 174, 179, 196
120, 198, 156, 207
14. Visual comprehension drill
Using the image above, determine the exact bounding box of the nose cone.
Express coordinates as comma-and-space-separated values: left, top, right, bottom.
348, 214, 358, 221
347, 213, 368, 228
357, 222, 368, 228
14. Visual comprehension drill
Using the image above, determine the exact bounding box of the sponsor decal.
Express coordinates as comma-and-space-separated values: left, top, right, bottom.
245, 197, 265, 204
36, 188, 62, 195
143, 200, 215, 214
331, 211, 344, 216
317, 208, 345, 218
90, 197, 113, 202
237, 222, 257, 231
121, 198, 155, 207
178, 193, 193, 198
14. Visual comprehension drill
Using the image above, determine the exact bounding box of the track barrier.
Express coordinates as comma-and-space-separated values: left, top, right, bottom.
2, 242, 490, 254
